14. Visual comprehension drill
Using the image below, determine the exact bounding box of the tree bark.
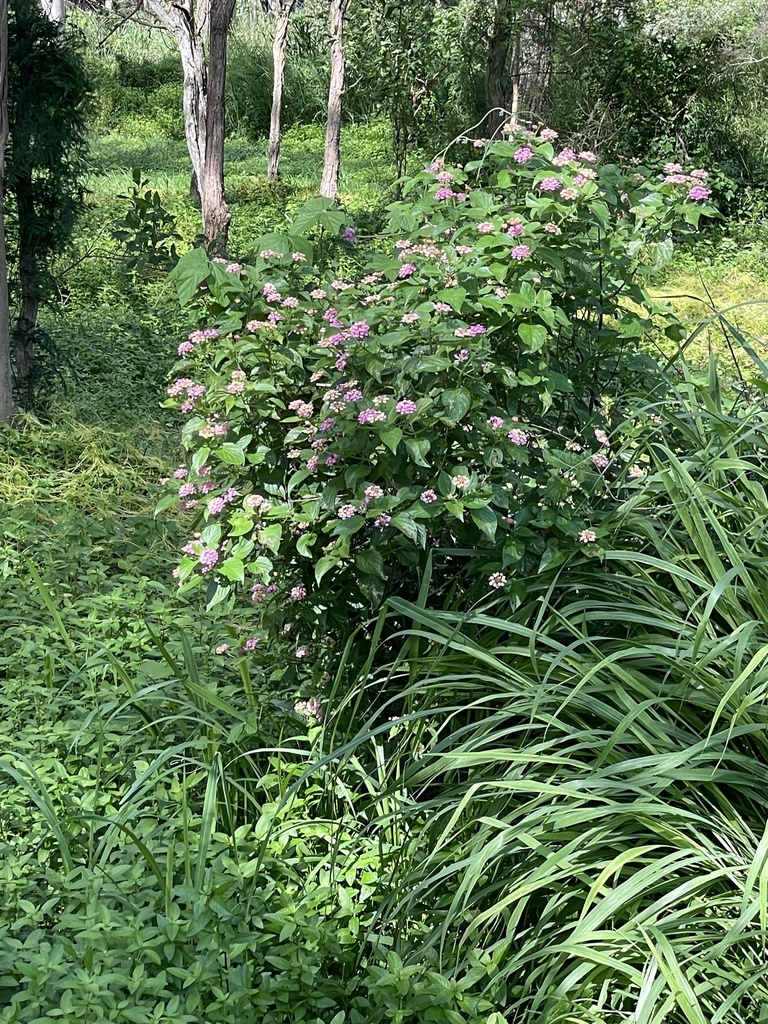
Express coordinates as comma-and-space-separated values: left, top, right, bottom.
41, 0, 66, 27
485, 0, 554, 133
0, 0, 13, 422
266, 0, 294, 181
201, 0, 235, 250
14, 172, 37, 382
319, 0, 349, 200
485, 0, 512, 132
144, 0, 208, 201
143, 0, 235, 247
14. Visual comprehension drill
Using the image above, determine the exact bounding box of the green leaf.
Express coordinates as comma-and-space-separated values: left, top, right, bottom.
435, 286, 467, 310
296, 532, 317, 557
291, 197, 336, 234
315, 552, 341, 583
355, 549, 385, 578
445, 500, 464, 521
391, 512, 426, 545
518, 323, 549, 352
258, 523, 282, 554
219, 557, 245, 582
471, 505, 498, 541
170, 247, 210, 305
405, 437, 431, 467
155, 493, 179, 514
381, 427, 403, 454
442, 388, 472, 423
191, 447, 211, 473
228, 514, 254, 538
217, 443, 246, 466
415, 355, 452, 373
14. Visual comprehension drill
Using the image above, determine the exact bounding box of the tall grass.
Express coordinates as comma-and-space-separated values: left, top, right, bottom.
298, 367, 768, 1023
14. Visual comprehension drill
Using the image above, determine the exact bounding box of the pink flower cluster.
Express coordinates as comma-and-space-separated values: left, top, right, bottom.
207, 487, 239, 515
227, 370, 247, 395
288, 399, 314, 418
454, 324, 486, 338
358, 408, 386, 424
178, 328, 218, 358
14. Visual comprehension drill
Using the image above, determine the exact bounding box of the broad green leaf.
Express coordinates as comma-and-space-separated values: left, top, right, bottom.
381, 427, 403, 454
218, 557, 245, 582
258, 523, 282, 554
315, 552, 341, 583
471, 505, 498, 541
228, 514, 254, 538
170, 247, 210, 305
518, 323, 548, 352
217, 443, 246, 465
355, 549, 385, 578
442, 388, 472, 423
391, 512, 426, 545
296, 532, 317, 557
405, 438, 431, 467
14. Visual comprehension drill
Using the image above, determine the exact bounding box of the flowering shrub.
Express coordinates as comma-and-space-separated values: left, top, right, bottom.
161, 129, 713, 682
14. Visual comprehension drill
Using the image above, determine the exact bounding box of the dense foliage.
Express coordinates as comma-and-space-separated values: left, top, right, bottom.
161, 128, 712, 685
2, 0, 768, 1020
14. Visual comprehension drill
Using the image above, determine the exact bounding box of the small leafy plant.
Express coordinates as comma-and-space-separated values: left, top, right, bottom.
111, 168, 182, 275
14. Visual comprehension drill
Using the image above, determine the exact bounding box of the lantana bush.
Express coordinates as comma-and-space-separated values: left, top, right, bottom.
161, 125, 713, 687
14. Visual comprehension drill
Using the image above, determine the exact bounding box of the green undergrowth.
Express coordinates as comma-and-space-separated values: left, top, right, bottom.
3, 370, 768, 1020
650, 237, 768, 374
85, 120, 396, 252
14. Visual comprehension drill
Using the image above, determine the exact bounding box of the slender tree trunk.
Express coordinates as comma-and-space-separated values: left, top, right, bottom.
515, 3, 554, 123
0, 0, 13, 423
485, 0, 512, 132
14, 175, 37, 383
485, 0, 554, 132
267, 0, 294, 181
145, 0, 208, 200
319, 0, 349, 200
201, 0, 235, 249
41, 0, 66, 27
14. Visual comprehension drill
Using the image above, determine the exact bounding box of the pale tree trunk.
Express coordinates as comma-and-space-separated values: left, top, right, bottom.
485, 0, 554, 133
319, 0, 349, 200
41, 0, 66, 27
485, 0, 511, 132
143, 0, 235, 247
267, 0, 295, 181
201, 0, 235, 250
144, 0, 208, 199
0, 0, 13, 423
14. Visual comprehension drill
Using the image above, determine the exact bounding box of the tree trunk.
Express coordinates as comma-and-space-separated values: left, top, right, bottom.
319, 0, 348, 200
41, 0, 66, 27
267, 0, 294, 181
515, 3, 554, 124
485, 0, 512, 133
485, 0, 554, 132
0, 0, 13, 423
145, 0, 208, 200
201, 0, 235, 250
14, 174, 37, 383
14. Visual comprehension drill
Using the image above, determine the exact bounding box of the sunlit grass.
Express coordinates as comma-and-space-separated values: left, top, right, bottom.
650, 246, 768, 372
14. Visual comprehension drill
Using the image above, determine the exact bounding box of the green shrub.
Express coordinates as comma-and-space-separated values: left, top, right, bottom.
160, 127, 713, 688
